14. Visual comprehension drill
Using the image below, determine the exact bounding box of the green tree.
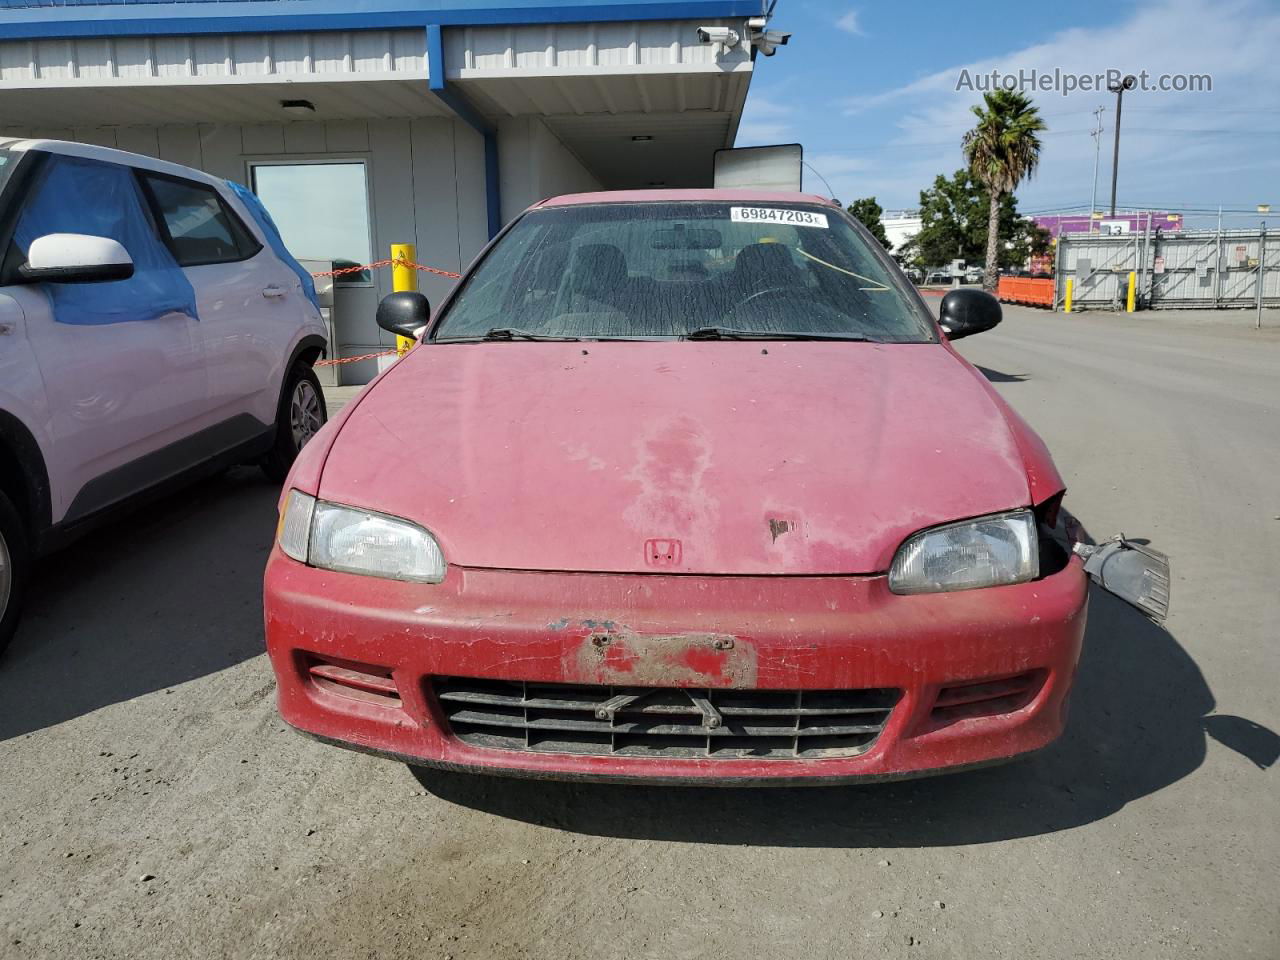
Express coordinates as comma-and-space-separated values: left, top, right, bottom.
902, 169, 1026, 271
1006, 220, 1053, 271
962, 90, 1046, 291
846, 197, 892, 249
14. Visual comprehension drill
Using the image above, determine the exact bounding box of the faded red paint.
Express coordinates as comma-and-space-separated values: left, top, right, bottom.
264, 552, 1087, 782
573, 629, 756, 688
314, 340, 1045, 576
263, 189, 1084, 783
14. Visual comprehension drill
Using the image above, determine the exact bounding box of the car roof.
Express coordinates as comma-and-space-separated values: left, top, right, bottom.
0, 136, 233, 192
534, 189, 840, 208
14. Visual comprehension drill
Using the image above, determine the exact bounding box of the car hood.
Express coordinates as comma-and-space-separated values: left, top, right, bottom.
320, 341, 1033, 575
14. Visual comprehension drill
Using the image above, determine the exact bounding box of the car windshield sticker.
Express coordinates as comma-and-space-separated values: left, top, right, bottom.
730, 207, 829, 228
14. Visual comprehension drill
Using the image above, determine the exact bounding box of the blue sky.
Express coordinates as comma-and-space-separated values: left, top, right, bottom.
739, 0, 1280, 226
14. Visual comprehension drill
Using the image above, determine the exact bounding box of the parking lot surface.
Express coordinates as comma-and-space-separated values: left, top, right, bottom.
2, 306, 1277, 959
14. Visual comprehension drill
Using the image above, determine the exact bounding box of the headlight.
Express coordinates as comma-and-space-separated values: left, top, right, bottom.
889, 510, 1038, 595
276, 490, 446, 583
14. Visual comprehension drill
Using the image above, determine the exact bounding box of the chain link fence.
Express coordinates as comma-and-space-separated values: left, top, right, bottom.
1055, 226, 1277, 311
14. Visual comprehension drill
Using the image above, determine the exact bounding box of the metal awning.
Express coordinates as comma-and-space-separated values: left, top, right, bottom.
0, 18, 755, 188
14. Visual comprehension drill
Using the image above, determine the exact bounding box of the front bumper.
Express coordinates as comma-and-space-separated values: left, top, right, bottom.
263, 550, 1088, 783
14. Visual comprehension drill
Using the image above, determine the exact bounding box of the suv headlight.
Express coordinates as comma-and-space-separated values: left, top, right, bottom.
277, 489, 446, 583
889, 510, 1038, 595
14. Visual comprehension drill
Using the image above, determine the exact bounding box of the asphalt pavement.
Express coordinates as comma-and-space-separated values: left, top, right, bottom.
1, 305, 1276, 960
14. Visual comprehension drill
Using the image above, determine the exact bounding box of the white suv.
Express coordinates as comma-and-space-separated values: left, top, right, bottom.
0, 138, 329, 653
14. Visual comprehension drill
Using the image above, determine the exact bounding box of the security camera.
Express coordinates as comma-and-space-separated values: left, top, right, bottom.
753, 29, 791, 56
696, 26, 740, 48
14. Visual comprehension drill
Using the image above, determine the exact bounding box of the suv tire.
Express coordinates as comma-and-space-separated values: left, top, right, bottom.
261, 363, 328, 483
0, 487, 30, 657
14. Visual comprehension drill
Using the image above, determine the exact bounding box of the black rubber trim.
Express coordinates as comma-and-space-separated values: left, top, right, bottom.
290, 725, 1035, 788
58, 413, 272, 527
0, 411, 52, 536
0, 148, 50, 285
18, 260, 134, 284
41, 419, 273, 554
271, 334, 329, 427
287, 333, 328, 370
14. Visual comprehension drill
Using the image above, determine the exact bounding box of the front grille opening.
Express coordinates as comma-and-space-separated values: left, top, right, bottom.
929, 670, 1045, 728
431, 678, 900, 760
305, 654, 402, 709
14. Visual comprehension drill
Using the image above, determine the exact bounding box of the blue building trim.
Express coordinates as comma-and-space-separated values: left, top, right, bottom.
0, 0, 766, 39
425, 23, 502, 240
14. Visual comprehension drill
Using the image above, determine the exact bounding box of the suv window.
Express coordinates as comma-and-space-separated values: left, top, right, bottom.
142, 174, 260, 267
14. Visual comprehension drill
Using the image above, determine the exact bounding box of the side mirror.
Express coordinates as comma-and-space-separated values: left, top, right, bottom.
938, 288, 1001, 340
376, 291, 431, 340
20, 233, 134, 284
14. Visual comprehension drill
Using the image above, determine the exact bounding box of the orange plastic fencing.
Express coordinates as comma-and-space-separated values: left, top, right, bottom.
311, 256, 463, 367
311, 256, 462, 281
998, 277, 1055, 308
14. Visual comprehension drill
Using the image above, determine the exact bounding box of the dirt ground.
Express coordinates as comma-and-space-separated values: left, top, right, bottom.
2, 306, 1277, 959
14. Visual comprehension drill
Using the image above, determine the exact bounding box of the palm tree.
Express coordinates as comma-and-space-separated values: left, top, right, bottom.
962, 90, 1046, 292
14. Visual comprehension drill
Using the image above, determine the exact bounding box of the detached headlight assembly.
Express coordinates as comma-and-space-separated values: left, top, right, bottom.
889, 510, 1038, 595
277, 490, 446, 583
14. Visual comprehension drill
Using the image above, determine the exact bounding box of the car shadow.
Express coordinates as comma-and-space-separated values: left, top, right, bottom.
414, 561, 1275, 848
0, 467, 279, 741
975, 364, 1030, 383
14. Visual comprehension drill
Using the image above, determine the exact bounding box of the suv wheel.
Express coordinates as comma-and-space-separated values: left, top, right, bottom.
261, 363, 328, 483
0, 488, 30, 657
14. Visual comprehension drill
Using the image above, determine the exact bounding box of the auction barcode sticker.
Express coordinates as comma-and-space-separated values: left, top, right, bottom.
730, 207, 829, 228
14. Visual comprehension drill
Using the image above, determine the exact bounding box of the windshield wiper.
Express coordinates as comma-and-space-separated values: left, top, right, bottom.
483, 327, 582, 341
435, 327, 583, 343
685, 326, 877, 342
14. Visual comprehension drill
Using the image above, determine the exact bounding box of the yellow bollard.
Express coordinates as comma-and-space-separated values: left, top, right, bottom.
1126, 271, 1136, 312
1064, 277, 1073, 313
390, 243, 417, 355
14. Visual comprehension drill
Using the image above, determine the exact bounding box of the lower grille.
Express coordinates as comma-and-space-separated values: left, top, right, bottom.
431, 678, 900, 759
305, 655, 402, 709
930, 671, 1044, 727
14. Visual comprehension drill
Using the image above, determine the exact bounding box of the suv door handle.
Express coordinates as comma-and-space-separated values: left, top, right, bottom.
262, 285, 287, 299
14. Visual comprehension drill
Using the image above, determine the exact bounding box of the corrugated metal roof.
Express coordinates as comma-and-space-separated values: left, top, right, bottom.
0, 30, 427, 86
0, 0, 290, 6
444, 20, 748, 77
0, 0, 766, 23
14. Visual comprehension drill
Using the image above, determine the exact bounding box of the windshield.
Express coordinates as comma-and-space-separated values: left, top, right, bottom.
432, 201, 936, 343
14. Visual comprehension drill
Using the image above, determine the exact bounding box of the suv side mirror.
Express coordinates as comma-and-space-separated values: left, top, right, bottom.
376, 291, 431, 340
938, 288, 1001, 340
20, 233, 134, 284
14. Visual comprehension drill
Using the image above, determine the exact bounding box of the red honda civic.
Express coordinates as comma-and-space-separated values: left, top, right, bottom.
264, 190, 1164, 784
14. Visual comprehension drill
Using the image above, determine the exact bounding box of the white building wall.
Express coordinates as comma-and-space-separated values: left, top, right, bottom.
498, 116, 602, 221
882, 215, 922, 256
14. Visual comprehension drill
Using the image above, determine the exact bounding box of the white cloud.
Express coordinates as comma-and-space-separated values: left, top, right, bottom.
806, 153, 868, 177
829, 0, 1280, 212
743, 97, 793, 118
737, 95, 795, 145
835, 10, 863, 35
737, 121, 793, 145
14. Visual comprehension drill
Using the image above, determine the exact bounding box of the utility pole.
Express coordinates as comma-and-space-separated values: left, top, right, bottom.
1216, 205, 1223, 308
1089, 106, 1105, 233
1108, 75, 1136, 217
1258, 221, 1267, 331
